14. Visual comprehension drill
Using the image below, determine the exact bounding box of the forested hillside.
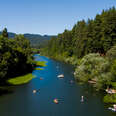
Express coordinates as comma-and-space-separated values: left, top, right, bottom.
0, 32, 54, 48
42, 7, 116, 98
24, 34, 54, 48
43, 7, 116, 58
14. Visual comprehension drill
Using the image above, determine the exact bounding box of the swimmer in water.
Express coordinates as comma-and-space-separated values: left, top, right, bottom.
81, 96, 84, 102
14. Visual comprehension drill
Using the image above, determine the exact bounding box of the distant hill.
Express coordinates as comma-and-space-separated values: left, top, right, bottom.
0, 32, 55, 48
24, 33, 53, 48
0, 32, 15, 38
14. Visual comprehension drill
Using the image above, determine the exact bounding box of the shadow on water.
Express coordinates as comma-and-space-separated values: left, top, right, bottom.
0, 80, 17, 96
0, 86, 14, 96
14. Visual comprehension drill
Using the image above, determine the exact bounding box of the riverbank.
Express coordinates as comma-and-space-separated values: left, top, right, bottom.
7, 60, 47, 85
0, 57, 46, 95
0, 74, 35, 94
7, 73, 35, 85
42, 53, 79, 66
6, 60, 46, 85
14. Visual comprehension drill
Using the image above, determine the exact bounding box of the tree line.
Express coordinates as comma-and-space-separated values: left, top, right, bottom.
43, 7, 116, 59
0, 28, 35, 83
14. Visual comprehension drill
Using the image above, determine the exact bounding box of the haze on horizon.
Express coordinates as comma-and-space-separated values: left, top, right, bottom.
0, 0, 116, 35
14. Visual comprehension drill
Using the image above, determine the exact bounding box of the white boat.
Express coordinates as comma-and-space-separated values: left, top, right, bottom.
57, 74, 64, 78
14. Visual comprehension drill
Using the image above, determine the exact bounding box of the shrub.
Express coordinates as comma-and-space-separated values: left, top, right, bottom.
74, 53, 112, 89
106, 45, 116, 61
110, 60, 116, 78
111, 82, 116, 89
65, 56, 79, 66
104, 94, 116, 103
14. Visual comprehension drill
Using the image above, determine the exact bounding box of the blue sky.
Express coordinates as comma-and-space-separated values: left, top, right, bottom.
0, 0, 116, 35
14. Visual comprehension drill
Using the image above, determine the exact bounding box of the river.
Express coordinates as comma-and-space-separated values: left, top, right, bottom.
0, 54, 115, 116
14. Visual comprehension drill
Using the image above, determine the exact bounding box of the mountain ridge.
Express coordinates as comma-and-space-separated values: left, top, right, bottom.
0, 32, 55, 47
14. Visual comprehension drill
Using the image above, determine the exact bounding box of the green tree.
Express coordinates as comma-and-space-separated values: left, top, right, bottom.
106, 45, 116, 61
2, 28, 8, 38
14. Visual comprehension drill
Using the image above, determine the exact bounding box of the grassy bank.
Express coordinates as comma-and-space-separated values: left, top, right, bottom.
7, 73, 35, 85
35, 67, 44, 70
4, 56, 46, 86
35, 61, 47, 67
7, 61, 46, 85
43, 53, 79, 66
